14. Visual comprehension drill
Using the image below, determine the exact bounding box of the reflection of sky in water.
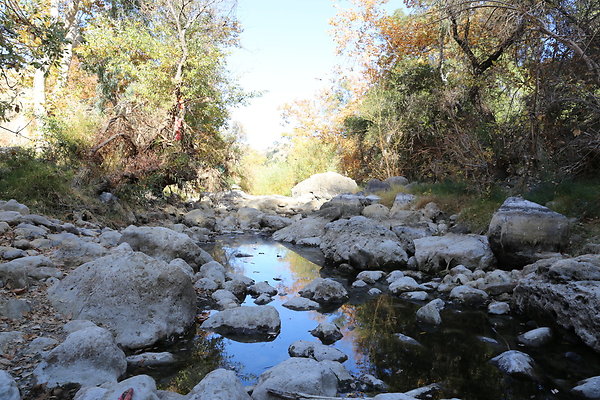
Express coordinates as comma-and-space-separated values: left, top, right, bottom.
211, 237, 370, 383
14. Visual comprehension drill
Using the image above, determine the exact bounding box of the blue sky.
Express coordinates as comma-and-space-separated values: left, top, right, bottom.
227, 0, 399, 150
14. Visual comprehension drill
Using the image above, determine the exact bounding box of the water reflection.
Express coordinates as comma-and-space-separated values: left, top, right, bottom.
146, 234, 600, 400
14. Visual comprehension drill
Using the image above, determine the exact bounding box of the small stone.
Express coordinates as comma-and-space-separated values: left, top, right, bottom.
416, 299, 444, 325
310, 322, 343, 344
254, 293, 273, 305
368, 288, 382, 296
400, 291, 428, 301
360, 374, 388, 391
517, 327, 553, 347
488, 301, 510, 315
352, 279, 368, 288
282, 297, 320, 311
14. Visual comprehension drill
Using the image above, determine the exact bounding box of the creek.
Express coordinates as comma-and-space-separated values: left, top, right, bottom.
127, 234, 600, 400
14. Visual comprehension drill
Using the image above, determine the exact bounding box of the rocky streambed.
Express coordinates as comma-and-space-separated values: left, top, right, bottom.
1, 172, 600, 400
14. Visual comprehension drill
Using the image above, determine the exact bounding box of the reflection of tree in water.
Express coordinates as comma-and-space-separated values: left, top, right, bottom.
279, 248, 322, 294
161, 331, 252, 394
348, 295, 529, 399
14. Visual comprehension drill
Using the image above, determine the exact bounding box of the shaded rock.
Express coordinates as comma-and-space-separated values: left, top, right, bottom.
195, 278, 219, 292
391, 226, 433, 255
449, 285, 489, 306
261, 214, 292, 231
33, 326, 126, 388
385, 176, 409, 187
272, 217, 330, 245
362, 204, 390, 220
487, 197, 570, 267
0, 255, 55, 288
365, 178, 392, 193
74, 374, 160, 400
414, 234, 495, 272
14, 223, 47, 240
395, 333, 422, 347
0, 298, 30, 319
416, 299, 444, 325
99, 230, 122, 247
48, 252, 195, 349
310, 322, 343, 344
368, 288, 383, 296
386, 270, 405, 284
400, 291, 428, 301
51, 238, 107, 268
254, 294, 273, 305
513, 255, 600, 351
63, 320, 98, 334
299, 278, 348, 305
282, 297, 320, 311
169, 258, 194, 280
356, 270, 385, 284
248, 281, 278, 297
291, 172, 358, 200
251, 357, 338, 400
212, 289, 241, 309
572, 376, 600, 399
126, 352, 176, 367
488, 301, 510, 315
389, 277, 421, 294
0, 199, 29, 215
237, 207, 264, 230
360, 374, 388, 391
119, 225, 213, 268
517, 327, 553, 348
0, 211, 23, 225
183, 209, 216, 230
187, 369, 251, 400
352, 279, 368, 288
490, 350, 537, 380
0, 370, 20, 400
0, 331, 23, 356
198, 261, 226, 286
389, 193, 417, 216
27, 337, 58, 354
320, 216, 408, 269
480, 270, 516, 295
288, 340, 348, 362
201, 306, 281, 339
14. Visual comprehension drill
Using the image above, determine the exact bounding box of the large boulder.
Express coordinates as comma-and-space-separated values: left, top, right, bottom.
74, 375, 161, 400
364, 178, 391, 193
183, 209, 216, 230
413, 234, 495, 272
0, 199, 29, 215
513, 254, 600, 352
119, 225, 213, 268
48, 252, 196, 349
487, 197, 570, 267
237, 207, 264, 230
272, 217, 330, 246
320, 216, 408, 269
201, 306, 281, 339
251, 357, 338, 400
51, 238, 108, 268
318, 194, 379, 219
0, 255, 57, 288
187, 369, 251, 400
291, 172, 358, 200
33, 326, 127, 388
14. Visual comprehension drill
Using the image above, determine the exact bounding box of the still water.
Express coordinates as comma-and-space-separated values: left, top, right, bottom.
129, 234, 600, 400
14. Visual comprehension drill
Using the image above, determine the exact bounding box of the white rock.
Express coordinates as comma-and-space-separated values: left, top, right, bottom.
414, 234, 495, 272
517, 327, 553, 347
74, 374, 159, 400
299, 278, 348, 305
386, 270, 405, 284
282, 297, 320, 311
571, 376, 600, 399
352, 279, 368, 288
490, 350, 536, 379
0, 370, 20, 400
201, 306, 281, 338
449, 285, 489, 305
416, 299, 445, 325
356, 270, 385, 283
389, 277, 420, 294
487, 301, 510, 315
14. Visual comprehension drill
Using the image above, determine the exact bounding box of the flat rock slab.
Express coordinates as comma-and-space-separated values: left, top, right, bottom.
201, 306, 281, 341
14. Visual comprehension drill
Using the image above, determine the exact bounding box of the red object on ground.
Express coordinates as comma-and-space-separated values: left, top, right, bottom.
118, 388, 134, 400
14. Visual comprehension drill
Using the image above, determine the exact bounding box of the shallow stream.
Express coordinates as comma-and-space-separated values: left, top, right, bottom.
128, 234, 600, 400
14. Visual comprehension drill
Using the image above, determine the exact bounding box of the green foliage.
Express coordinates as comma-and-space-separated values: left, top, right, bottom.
525, 180, 600, 220
41, 111, 97, 165
0, 149, 74, 213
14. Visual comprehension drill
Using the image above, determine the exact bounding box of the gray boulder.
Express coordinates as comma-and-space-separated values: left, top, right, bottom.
320, 216, 408, 269
362, 204, 390, 220
201, 306, 281, 339
288, 340, 348, 363
48, 252, 195, 349
488, 301, 510, 315
299, 278, 348, 305
414, 234, 495, 272
119, 225, 213, 268
389, 277, 421, 294
490, 350, 537, 380
0, 298, 30, 320
389, 193, 417, 216
416, 299, 444, 325
261, 214, 292, 231
517, 327, 553, 348
237, 207, 264, 230
291, 172, 358, 200
126, 352, 176, 367
513, 255, 600, 351
272, 217, 330, 246
183, 209, 216, 230
51, 238, 108, 268
74, 375, 160, 400
449, 285, 489, 306
251, 357, 338, 400
487, 197, 570, 267
392, 226, 433, 255
248, 281, 278, 297
0, 370, 20, 400
364, 178, 392, 193
357, 270, 385, 284
282, 297, 320, 311
385, 176, 409, 187
310, 322, 343, 344
0, 255, 56, 288
572, 376, 600, 399
33, 326, 126, 388
188, 369, 251, 400
0, 199, 29, 214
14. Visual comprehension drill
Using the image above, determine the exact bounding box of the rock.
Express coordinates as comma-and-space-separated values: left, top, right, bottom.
364, 178, 392, 193
488, 301, 510, 315
14, 223, 47, 240
0, 370, 20, 400
48, 252, 195, 349
187, 369, 251, 400
74, 375, 160, 400
0, 211, 23, 225
119, 225, 213, 268
319, 361, 354, 392
391, 226, 433, 255
291, 172, 358, 200
480, 270, 516, 295
513, 255, 600, 351
51, 238, 108, 268
356, 270, 385, 284
201, 306, 281, 339
0, 199, 29, 214
416, 299, 444, 325
183, 209, 216, 229
0, 222, 9, 233
421, 202, 442, 221
0, 331, 23, 356
490, 350, 537, 380
0, 255, 55, 288
0, 298, 30, 319
362, 204, 390, 220
199, 261, 226, 286
254, 293, 273, 305
126, 352, 176, 367
385, 176, 409, 187
400, 291, 428, 301
373, 394, 418, 400
395, 333, 422, 347
317, 193, 377, 219
282, 297, 320, 311
99, 230, 122, 247
352, 279, 368, 288
389, 193, 417, 216
261, 214, 292, 231
320, 216, 408, 269
368, 288, 383, 296
195, 278, 220, 292
414, 234, 495, 272
449, 285, 489, 306
63, 320, 98, 334
212, 289, 241, 309
27, 337, 58, 354
251, 357, 338, 400
33, 326, 127, 388
386, 270, 405, 283
389, 277, 421, 294
272, 217, 330, 245
223, 278, 250, 300
487, 197, 570, 267
237, 207, 264, 230
169, 258, 195, 280
288, 340, 348, 362
517, 327, 553, 347
310, 322, 343, 344
248, 281, 278, 297
299, 278, 348, 305
572, 376, 600, 399
360, 374, 388, 391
